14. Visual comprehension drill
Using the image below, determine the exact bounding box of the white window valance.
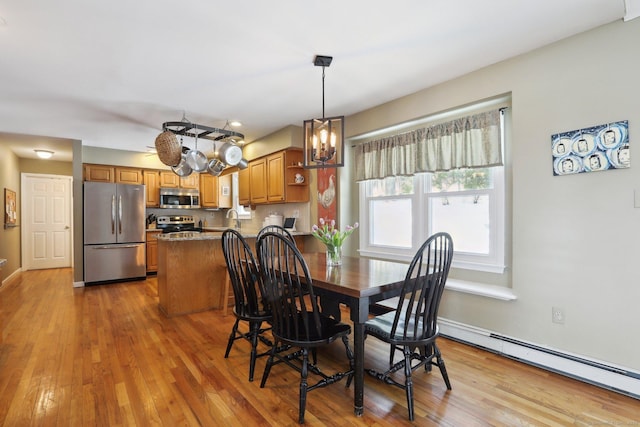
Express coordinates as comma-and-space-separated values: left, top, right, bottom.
355, 109, 503, 181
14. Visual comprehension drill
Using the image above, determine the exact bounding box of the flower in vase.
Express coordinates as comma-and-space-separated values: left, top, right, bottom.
311, 218, 359, 248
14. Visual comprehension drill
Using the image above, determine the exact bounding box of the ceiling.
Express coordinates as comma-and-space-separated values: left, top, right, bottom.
0, 0, 635, 162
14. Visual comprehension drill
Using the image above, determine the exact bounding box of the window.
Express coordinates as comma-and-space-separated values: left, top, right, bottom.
358, 108, 507, 273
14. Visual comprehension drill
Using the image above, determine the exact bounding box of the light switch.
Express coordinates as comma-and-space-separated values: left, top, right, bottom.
635, 190, 640, 208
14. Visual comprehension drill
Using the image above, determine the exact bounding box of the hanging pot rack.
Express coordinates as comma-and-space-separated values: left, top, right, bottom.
162, 121, 244, 142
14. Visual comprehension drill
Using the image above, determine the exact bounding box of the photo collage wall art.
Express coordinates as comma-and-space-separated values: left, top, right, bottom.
551, 120, 629, 176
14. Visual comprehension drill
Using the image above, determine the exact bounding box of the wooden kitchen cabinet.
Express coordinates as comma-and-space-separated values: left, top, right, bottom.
84, 164, 144, 185
159, 171, 199, 190
84, 164, 115, 182
200, 173, 232, 208
115, 167, 143, 184
143, 170, 160, 207
199, 174, 219, 208
249, 158, 268, 204
146, 230, 161, 273
267, 152, 285, 202
180, 173, 199, 189
283, 149, 309, 203
159, 171, 180, 187
238, 167, 250, 206
247, 149, 308, 205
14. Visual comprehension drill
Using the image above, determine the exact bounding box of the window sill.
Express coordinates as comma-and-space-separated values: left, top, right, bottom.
358, 250, 506, 274
445, 279, 516, 301
374, 279, 516, 313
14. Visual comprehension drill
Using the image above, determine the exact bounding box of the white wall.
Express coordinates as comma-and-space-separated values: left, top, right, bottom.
345, 18, 640, 371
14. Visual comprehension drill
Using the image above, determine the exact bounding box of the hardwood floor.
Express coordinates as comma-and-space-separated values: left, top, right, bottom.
0, 268, 638, 426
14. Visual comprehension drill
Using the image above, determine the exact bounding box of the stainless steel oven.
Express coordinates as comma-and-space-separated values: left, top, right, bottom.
156, 215, 202, 233
159, 188, 200, 209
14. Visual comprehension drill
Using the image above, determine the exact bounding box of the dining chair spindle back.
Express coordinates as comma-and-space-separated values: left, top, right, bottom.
364, 231, 454, 421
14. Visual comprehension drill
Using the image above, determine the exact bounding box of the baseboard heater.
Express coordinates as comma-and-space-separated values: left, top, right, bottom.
438, 318, 640, 400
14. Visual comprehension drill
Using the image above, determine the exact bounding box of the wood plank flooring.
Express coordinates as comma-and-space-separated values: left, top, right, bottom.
0, 268, 638, 426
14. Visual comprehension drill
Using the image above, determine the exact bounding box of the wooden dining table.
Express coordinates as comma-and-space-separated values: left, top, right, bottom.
301, 252, 409, 416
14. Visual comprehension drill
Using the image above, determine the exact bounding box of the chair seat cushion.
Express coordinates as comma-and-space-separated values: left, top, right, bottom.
365, 310, 438, 344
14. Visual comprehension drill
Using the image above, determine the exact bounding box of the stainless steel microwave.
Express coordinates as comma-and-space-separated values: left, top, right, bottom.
159, 188, 200, 209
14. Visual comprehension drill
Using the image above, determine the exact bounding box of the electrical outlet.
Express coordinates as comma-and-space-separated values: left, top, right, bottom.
292, 210, 300, 218
552, 307, 565, 324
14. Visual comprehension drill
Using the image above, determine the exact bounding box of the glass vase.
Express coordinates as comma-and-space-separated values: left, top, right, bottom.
325, 244, 342, 266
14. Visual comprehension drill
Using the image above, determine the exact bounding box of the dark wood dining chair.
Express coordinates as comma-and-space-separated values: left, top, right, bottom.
256, 231, 354, 424
364, 232, 454, 421
256, 224, 296, 247
221, 229, 274, 382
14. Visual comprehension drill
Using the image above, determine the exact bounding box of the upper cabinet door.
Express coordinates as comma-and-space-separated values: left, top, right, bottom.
143, 170, 160, 207
179, 174, 199, 189
84, 164, 115, 183
238, 168, 250, 206
249, 158, 267, 204
267, 152, 285, 202
159, 171, 180, 188
199, 174, 219, 208
115, 167, 143, 185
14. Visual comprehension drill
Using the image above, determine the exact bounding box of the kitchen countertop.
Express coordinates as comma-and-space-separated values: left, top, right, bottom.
156, 228, 311, 241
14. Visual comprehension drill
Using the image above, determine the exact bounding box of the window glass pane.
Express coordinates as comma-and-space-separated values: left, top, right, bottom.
429, 168, 493, 193
368, 176, 414, 196
430, 195, 489, 254
370, 198, 412, 248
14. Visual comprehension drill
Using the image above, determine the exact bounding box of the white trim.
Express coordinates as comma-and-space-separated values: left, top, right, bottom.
373, 278, 516, 303
1, 268, 21, 287
445, 279, 516, 300
438, 318, 640, 399
73, 281, 85, 288
624, 0, 640, 21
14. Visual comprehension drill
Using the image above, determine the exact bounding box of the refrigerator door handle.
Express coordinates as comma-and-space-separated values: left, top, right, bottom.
118, 194, 123, 234
111, 194, 116, 234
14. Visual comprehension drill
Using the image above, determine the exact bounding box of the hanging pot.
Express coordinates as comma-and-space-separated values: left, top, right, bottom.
207, 158, 225, 176
185, 149, 208, 172
236, 158, 248, 170
218, 142, 243, 166
171, 153, 193, 177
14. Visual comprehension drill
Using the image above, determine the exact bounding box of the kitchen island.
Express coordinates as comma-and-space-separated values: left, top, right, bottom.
156, 230, 309, 317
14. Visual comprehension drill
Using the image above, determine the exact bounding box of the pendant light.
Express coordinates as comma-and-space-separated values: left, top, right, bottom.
303, 55, 344, 168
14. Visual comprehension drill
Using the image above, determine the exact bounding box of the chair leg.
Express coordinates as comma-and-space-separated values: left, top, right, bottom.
433, 343, 452, 390
260, 342, 277, 388
224, 318, 240, 358
342, 335, 355, 388
299, 348, 309, 424
389, 344, 395, 367
403, 347, 415, 422
248, 321, 262, 382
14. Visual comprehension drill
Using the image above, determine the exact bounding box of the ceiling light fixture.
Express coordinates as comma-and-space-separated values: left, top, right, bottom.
35, 149, 54, 159
303, 55, 344, 169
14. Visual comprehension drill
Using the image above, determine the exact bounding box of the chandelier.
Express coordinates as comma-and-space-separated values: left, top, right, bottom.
303, 55, 344, 168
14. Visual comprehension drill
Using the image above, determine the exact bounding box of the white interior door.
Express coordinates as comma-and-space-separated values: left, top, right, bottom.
21, 174, 72, 270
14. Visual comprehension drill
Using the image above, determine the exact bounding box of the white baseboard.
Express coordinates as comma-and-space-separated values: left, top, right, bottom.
73, 281, 84, 288
1, 268, 21, 287
438, 317, 640, 399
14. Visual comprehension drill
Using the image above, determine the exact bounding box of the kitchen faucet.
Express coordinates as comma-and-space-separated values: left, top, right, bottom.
226, 209, 241, 229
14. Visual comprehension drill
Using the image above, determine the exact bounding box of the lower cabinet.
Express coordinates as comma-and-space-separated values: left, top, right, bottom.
146, 230, 161, 273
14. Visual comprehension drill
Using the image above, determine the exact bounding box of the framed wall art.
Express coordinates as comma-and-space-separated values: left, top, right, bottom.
552, 120, 629, 176
4, 188, 17, 227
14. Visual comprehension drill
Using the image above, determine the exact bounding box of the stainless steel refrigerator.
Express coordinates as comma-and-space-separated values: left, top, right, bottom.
83, 181, 146, 284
